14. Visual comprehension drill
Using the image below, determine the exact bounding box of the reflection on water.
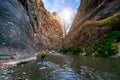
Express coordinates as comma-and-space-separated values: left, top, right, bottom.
10, 53, 120, 80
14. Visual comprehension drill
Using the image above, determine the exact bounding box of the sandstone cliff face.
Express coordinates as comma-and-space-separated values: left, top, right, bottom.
37, 0, 64, 50
52, 12, 66, 38
64, 0, 120, 56
0, 0, 64, 60
19, 0, 64, 50
70, 0, 119, 31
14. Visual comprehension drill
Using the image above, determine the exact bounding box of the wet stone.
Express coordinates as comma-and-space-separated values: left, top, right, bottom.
0, 64, 16, 80
23, 72, 27, 75
17, 77, 22, 80
0, 75, 6, 80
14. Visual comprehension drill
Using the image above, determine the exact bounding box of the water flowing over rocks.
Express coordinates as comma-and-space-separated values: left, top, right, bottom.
9, 53, 120, 80
0, 0, 120, 79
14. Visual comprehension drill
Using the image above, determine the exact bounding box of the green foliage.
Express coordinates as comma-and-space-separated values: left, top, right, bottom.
62, 13, 120, 57
100, 16, 114, 27
86, 50, 93, 56
94, 31, 120, 57
60, 45, 83, 55
93, 13, 120, 57
99, 13, 120, 27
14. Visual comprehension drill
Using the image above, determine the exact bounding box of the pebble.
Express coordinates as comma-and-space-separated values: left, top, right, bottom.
40, 67, 47, 70
17, 77, 22, 80
21, 64, 24, 67
0, 65, 16, 80
23, 72, 27, 75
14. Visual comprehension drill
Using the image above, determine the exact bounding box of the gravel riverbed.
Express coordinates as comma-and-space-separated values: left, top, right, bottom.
0, 64, 16, 80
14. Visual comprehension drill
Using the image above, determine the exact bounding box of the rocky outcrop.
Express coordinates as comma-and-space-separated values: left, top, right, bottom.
64, 0, 120, 56
0, 0, 34, 60
20, 0, 64, 50
70, 0, 120, 31
52, 12, 66, 38
36, 1, 64, 50
0, 0, 64, 60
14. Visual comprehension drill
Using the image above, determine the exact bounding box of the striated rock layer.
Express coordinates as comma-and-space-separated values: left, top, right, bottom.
64, 0, 120, 56
0, 0, 34, 60
70, 0, 118, 31
36, 0, 64, 50
0, 0, 64, 60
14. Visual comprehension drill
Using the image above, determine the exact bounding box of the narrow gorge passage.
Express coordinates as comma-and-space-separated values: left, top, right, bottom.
0, 0, 120, 80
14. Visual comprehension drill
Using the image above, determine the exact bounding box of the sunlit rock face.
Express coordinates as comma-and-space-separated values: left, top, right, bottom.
64, 0, 120, 52
70, 0, 119, 31
96, 0, 120, 19
70, 0, 100, 31
20, 0, 64, 50
36, 0, 64, 50
0, 0, 34, 60
52, 12, 66, 38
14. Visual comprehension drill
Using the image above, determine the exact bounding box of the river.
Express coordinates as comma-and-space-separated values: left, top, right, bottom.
9, 53, 120, 80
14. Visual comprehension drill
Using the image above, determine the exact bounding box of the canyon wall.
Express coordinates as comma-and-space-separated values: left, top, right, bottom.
0, 0, 64, 60
64, 0, 120, 56
0, 0, 34, 60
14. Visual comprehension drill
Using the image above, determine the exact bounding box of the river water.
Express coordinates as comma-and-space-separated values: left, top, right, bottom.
9, 53, 120, 80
